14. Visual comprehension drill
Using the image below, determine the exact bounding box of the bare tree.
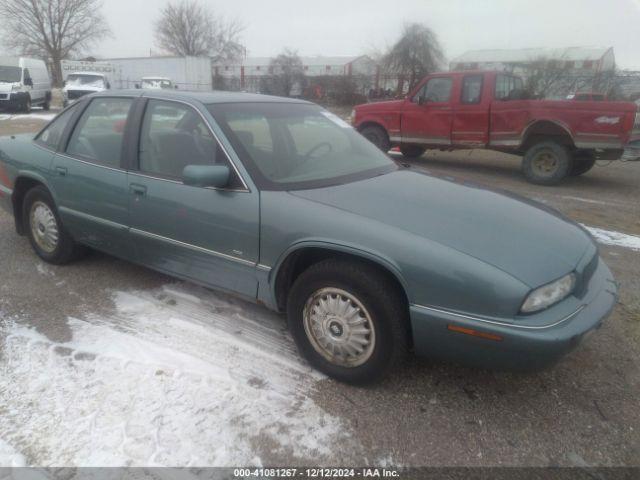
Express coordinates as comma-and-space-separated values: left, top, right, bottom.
264, 49, 305, 97
383, 23, 444, 93
518, 57, 575, 98
155, 0, 244, 62
0, 0, 111, 86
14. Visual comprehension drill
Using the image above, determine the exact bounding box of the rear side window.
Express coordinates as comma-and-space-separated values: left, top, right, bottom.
67, 97, 133, 168
495, 74, 524, 100
461, 75, 483, 104
414, 77, 453, 103
36, 105, 79, 150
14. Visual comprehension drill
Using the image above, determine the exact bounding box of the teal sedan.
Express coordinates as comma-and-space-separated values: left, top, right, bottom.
0, 91, 618, 383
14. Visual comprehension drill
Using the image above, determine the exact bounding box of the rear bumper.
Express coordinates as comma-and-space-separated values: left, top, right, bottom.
409, 260, 617, 370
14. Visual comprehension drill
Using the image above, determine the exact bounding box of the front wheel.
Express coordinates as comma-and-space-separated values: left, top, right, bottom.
287, 259, 409, 384
359, 125, 391, 153
23, 186, 83, 264
400, 145, 427, 158
522, 141, 573, 185
23, 96, 31, 113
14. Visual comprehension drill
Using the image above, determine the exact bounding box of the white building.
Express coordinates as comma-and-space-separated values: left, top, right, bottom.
450, 47, 616, 98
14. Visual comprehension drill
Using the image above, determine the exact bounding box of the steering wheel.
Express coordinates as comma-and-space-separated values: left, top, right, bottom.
303, 142, 333, 161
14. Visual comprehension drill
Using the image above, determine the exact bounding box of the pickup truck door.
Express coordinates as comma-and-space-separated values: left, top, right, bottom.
401, 76, 453, 146
127, 98, 259, 298
50, 96, 135, 260
452, 74, 490, 147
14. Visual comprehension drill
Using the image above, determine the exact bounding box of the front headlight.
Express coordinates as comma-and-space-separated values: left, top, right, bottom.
520, 273, 576, 313
11, 84, 21, 92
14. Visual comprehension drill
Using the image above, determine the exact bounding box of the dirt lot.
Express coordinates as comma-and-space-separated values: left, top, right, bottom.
0, 111, 638, 467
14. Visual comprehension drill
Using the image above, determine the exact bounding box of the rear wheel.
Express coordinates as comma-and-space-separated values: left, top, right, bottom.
522, 141, 573, 185
400, 145, 427, 158
23, 186, 83, 264
360, 125, 391, 153
570, 153, 596, 176
287, 259, 409, 384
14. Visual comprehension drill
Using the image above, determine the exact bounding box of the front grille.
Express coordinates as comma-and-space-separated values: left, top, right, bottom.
67, 90, 93, 100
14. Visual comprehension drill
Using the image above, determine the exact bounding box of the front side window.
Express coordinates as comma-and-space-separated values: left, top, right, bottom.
209, 103, 396, 190
414, 77, 453, 103
139, 100, 240, 186
36, 105, 80, 150
67, 97, 133, 168
461, 75, 483, 104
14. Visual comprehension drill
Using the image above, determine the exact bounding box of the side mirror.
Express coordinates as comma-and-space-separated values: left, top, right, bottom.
417, 95, 426, 105
24, 77, 33, 87
183, 165, 230, 188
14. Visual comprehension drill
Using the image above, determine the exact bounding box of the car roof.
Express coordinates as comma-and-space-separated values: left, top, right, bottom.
92, 89, 313, 105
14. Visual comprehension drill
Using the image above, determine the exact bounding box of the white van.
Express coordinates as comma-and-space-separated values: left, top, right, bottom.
0, 57, 52, 112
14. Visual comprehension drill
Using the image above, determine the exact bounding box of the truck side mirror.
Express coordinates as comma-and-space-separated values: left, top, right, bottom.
417, 95, 426, 106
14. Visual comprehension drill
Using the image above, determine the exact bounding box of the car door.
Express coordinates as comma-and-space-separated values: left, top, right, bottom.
127, 98, 259, 297
50, 96, 135, 259
401, 76, 454, 146
451, 74, 490, 147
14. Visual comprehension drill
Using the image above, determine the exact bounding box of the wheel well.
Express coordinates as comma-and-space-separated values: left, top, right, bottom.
12, 177, 44, 235
274, 247, 411, 340
358, 121, 388, 136
520, 121, 575, 152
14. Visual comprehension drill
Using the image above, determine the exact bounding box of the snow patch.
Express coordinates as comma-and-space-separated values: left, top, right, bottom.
0, 113, 56, 122
0, 285, 353, 466
583, 225, 640, 252
0, 439, 26, 467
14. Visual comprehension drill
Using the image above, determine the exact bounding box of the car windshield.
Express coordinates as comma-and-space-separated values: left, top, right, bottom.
66, 74, 105, 88
208, 103, 396, 190
0, 66, 22, 83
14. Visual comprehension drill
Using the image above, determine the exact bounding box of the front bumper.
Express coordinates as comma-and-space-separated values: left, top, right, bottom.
0, 93, 28, 110
409, 259, 617, 370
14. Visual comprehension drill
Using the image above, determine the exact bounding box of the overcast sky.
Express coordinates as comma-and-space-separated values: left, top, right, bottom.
97, 0, 640, 69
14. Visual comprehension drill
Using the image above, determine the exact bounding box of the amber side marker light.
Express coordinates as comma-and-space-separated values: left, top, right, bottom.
447, 324, 503, 342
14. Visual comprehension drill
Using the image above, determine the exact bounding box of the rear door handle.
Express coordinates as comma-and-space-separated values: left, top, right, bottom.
55, 166, 67, 176
130, 183, 147, 196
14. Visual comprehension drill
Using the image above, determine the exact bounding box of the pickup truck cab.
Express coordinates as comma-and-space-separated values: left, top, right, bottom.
353, 71, 640, 185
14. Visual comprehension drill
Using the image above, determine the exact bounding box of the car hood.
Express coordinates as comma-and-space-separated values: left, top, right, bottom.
290, 169, 594, 288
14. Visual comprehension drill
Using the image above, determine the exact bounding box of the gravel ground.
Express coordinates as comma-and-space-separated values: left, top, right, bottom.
0, 112, 638, 467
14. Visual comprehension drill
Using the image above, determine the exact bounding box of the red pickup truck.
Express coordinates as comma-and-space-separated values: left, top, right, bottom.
353, 71, 640, 185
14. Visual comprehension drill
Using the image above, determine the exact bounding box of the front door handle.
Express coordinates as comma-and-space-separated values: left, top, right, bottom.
55, 166, 67, 176
130, 183, 147, 196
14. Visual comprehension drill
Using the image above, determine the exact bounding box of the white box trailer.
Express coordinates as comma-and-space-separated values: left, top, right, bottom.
105, 56, 212, 91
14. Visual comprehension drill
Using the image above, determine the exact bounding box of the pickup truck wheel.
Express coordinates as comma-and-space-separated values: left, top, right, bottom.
287, 259, 409, 384
570, 154, 596, 176
23, 186, 83, 264
360, 125, 391, 152
400, 145, 427, 158
522, 141, 572, 185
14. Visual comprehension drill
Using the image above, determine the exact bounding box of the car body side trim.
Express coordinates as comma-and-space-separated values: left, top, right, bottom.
58, 206, 257, 267
411, 303, 586, 330
130, 228, 256, 267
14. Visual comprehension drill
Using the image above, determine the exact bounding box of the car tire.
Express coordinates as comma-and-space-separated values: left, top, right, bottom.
23, 186, 83, 265
23, 96, 31, 113
360, 125, 391, 152
400, 145, 427, 158
570, 153, 596, 176
522, 141, 573, 185
287, 259, 410, 384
